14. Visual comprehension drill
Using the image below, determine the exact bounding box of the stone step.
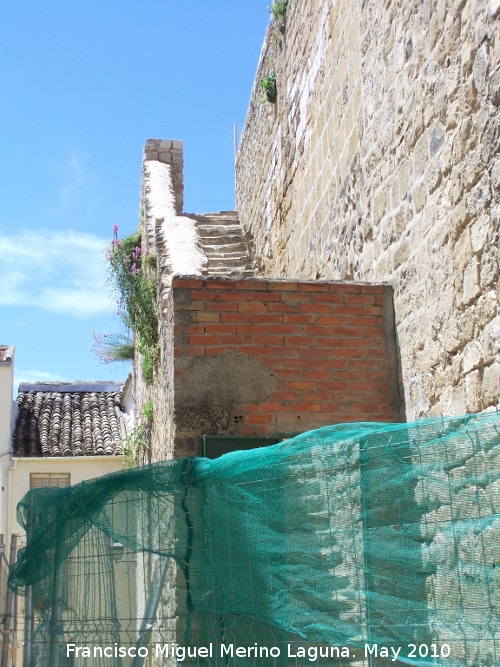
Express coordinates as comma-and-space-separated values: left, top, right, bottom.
206, 258, 252, 267
198, 235, 246, 246
202, 241, 248, 255
203, 267, 255, 277
196, 224, 244, 236
204, 250, 250, 259
206, 260, 251, 269
203, 248, 248, 262
199, 217, 239, 225
207, 263, 254, 273
193, 211, 255, 279
201, 210, 238, 217
207, 218, 239, 224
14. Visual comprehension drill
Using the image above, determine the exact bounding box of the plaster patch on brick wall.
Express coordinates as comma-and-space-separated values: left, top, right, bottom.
175, 351, 278, 409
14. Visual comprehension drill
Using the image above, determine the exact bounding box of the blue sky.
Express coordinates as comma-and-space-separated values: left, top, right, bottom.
1, 2, 269, 391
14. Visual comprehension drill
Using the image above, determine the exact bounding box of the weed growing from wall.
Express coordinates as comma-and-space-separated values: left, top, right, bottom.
261, 72, 277, 103
268, 0, 287, 34
92, 331, 134, 364
99, 225, 159, 384
261, 1, 287, 105
142, 397, 154, 422
122, 399, 154, 464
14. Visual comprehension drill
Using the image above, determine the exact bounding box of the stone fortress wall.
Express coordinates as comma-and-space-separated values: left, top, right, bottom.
132, 3, 500, 650
236, 0, 500, 420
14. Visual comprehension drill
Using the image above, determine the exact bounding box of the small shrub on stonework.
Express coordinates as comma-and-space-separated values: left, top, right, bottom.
141, 349, 156, 386
261, 72, 277, 103
142, 398, 154, 422
92, 332, 134, 364
268, 0, 287, 33
122, 399, 154, 465
93, 225, 159, 385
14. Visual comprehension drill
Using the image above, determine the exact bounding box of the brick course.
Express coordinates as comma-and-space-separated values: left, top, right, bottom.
172, 277, 403, 455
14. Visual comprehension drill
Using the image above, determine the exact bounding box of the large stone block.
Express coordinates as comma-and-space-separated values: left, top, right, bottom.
482, 362, 500, 405
465, 369, 482, 411
484, 316, 500, 362
462, 260, 481, 305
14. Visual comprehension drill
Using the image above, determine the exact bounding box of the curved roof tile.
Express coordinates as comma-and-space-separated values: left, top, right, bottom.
13, 390, 124, 457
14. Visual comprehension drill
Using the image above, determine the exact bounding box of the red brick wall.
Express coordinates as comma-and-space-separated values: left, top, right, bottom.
172, 277, 403, 454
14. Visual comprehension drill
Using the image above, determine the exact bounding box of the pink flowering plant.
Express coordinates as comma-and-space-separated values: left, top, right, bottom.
96, 225, 158, 383
92, 331, 134, 364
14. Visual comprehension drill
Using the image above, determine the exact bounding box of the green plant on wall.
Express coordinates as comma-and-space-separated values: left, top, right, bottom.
92, 332, 134, 364
261, 72, 277, 103
142, 397, 154, 422
99, 225, 159, 384
123, 399, 154, 465
268, 0, 287, 34
122, 423, 147, 465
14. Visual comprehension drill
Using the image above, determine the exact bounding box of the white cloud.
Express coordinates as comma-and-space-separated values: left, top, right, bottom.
0, 229, 113, 317
14, 369, 70, 389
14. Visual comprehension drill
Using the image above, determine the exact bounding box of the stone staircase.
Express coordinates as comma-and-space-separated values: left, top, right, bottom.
188, 211, 255, 277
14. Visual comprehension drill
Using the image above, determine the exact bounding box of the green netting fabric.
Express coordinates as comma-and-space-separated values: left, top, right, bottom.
10, 412, 500, 667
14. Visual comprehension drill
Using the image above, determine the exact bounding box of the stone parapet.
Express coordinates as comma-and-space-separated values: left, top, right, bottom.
144, 139, 184, 214
136, 143, 258, 461
135, 141, 205, 460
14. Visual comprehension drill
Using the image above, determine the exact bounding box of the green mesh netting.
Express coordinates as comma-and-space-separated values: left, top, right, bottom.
9, 412, 500, 667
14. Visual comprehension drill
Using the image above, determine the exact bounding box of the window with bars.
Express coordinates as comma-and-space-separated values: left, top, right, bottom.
30, 473, 70, 489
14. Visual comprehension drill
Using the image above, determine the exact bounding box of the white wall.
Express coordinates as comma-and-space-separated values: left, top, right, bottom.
9, 456, 125, 539
0, 348, 15, 539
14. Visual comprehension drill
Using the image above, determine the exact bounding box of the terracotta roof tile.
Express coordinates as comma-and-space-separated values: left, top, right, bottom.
13, 388, 124, 457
